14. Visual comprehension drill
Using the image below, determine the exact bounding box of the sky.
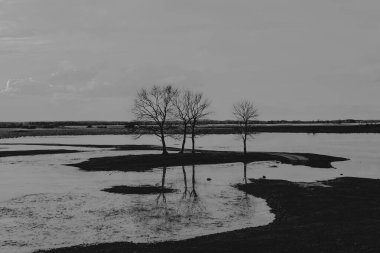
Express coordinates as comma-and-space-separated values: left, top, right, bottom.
0, 0, 379, 121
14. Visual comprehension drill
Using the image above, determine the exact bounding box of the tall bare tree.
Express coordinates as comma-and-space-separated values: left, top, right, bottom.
232, 100, 258, 156
132, 85, 178, 155
189, 92, 211, 154
173, 90, 192, 153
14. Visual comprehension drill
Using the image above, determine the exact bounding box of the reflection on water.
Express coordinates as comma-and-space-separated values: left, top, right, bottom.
1, 133, 380, 252
2, 133, 379, 180
0, 147, 273, 253
155, 167, 168, 204
243, 162, 248, 184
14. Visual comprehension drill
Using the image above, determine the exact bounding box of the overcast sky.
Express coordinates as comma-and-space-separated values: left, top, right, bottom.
0, 0, 379, 121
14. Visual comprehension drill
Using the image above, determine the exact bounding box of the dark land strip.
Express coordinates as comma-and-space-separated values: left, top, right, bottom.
68, 151, 347, 172
0, 149, 82, 157
102, 185, 177, 195
1, 122, 380, 140
1, 144, 345, 169
0, 143, 185, 152
36, 177, 380, 253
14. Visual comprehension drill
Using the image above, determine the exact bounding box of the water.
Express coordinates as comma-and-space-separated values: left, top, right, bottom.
4, 133, 378, 180
1, 133, 379, 252
0, 138, 271, 253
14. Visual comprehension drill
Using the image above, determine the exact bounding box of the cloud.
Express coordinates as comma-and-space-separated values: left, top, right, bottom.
0, 78, 52, 95
1, 0, 380, 120
0, 62, 204, 99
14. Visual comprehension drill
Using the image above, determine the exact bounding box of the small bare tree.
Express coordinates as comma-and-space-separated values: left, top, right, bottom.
173, 90, 192, 153
189, 92, 211, 154
132, 85, 178, 155
232, 100, 259, 156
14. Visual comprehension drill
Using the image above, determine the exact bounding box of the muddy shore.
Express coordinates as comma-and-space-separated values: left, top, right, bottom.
0, 144, 346, 168
102, 185, 177, 194
69, 151, 347, 171
4, 143, 378, 252
36, 176, 380, 253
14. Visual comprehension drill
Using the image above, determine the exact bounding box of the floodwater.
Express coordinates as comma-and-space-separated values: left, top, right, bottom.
0, 133, 379, 252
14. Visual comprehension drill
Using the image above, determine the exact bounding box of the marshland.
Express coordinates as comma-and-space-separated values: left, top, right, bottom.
1, 132, 380, 252
2, 1, 380, 252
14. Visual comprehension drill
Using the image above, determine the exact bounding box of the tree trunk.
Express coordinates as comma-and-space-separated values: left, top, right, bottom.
243, 123, 248, 156
191, 127, 195, 154
180, 123, 187, 154
243, 137, 247, 156
160, 129, 168, 155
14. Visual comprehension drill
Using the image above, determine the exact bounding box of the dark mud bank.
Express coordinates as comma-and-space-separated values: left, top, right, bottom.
102, 185, 176, 195
68, 151, 347, 172
0, 149, 81, 157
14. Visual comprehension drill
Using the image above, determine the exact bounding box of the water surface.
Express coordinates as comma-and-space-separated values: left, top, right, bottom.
1, 133, 379, 252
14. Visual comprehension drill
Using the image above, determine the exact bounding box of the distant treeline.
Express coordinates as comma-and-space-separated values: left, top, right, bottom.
0, 119, 379, 128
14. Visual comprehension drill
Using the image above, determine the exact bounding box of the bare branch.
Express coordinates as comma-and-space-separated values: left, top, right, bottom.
187, 91, 212, 154
232, 100, 259, 155
132, 85, 178, 154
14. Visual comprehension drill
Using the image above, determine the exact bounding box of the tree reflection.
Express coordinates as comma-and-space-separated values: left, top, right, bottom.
242, 162, 249, 199
190, 164, 198, 198
237, 162, 255, 216
243, 162, 248, 184
180, 164, 198, 200
178, 164, 205, 218
155, 166, 167, 205
182, 165, 189, 199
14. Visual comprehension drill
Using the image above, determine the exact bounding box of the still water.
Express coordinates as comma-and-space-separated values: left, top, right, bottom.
0, 133, 379, 252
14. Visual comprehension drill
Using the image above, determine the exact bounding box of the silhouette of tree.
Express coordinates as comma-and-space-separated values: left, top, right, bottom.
232, 100, 258, 155
132, 85, 178, 155
188, 92, 212, 154
173, 90, 192, 153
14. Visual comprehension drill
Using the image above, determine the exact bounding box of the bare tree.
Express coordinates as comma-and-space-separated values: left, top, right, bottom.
173, 90, 192, 153
132, 85, 178, 155
188, 92, 212, 154
232, 100, 259, 156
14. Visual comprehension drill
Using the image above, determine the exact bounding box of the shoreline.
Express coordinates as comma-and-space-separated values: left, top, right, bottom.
68, 149, 347, 172
3, 142, 378, 252
0, 143, 346, 169
36, 176, 380, 253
